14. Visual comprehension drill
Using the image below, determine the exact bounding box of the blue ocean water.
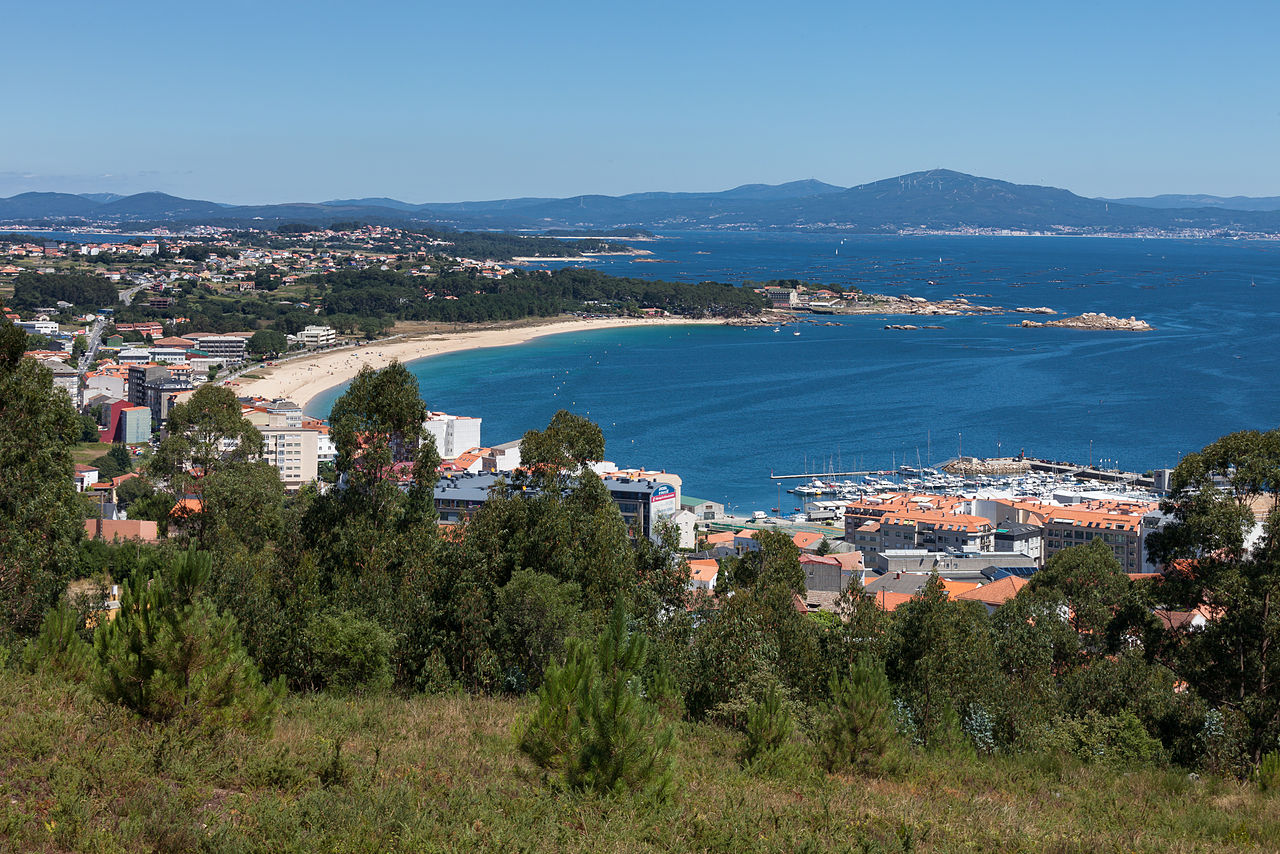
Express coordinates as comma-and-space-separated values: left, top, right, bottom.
308, 234, 1280, 513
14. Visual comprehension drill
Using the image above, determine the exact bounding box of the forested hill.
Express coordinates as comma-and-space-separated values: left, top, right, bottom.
316, 267, 769, 323
7, 171, 1280, 233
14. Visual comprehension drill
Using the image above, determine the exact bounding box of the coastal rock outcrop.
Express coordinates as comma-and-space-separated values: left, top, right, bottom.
1018, 312, 1154, 331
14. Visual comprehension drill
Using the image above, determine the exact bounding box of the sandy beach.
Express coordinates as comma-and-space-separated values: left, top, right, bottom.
229, 315, 717, 410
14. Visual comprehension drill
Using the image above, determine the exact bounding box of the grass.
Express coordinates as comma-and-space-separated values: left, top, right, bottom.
1, 667, 1277, 853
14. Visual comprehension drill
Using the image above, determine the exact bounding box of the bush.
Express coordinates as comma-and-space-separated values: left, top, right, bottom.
1033, 710, 1167, 767
739, 683, 802, 772
23, 602, 94, 681
1257, 751, 1280, 792
92, 549, 280, 733
518, 602, 676, 800
302, 610, 395, 695
819, 655, 896, 772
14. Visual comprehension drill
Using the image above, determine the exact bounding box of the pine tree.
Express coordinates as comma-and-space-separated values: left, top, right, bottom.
819, 654, 896, 772
93, 549, 279, 733
740, 682, 796, 767
519, 601, 676, 800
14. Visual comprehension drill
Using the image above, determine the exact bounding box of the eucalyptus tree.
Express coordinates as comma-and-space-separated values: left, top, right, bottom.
0, 320, 84, 635
1146, 428, 1280, 760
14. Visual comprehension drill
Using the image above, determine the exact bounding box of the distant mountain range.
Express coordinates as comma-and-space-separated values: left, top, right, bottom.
1098, 193, 1280, 212
3, 170, 1280, 234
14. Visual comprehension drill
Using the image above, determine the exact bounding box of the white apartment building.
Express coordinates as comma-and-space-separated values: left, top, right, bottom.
259, 425, 320, 488
423, 411, 482, 458
299, 325, 336, 348
17, 320, 59, 336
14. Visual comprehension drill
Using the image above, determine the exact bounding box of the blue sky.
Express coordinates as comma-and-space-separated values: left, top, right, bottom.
3, 1, 1276, 203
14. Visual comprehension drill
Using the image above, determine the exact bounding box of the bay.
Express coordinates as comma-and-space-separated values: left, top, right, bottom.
307, 233, 1280, 513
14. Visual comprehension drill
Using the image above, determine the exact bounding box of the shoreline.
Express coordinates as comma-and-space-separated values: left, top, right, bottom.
228, 315, 718, 411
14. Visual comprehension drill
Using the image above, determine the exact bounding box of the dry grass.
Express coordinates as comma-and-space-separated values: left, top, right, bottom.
1, 668, 1278, 853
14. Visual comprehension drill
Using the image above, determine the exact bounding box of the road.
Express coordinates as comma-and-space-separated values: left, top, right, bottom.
79, 283, 149, 372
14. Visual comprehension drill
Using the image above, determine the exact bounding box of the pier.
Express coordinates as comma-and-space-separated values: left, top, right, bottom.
770, 470, 889, 480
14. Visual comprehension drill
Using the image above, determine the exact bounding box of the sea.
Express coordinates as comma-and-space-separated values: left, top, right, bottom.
306, 232, 1280, 513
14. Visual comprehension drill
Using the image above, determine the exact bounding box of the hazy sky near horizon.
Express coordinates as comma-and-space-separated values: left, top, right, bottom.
4, 0, 1277, 203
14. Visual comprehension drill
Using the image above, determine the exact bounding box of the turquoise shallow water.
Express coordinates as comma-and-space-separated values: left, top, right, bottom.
307, 234, 1280, 512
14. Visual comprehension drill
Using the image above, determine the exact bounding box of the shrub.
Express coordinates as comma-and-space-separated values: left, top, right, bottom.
92, 549, 280, 733
1034, 710, 1167, 767
819, 655, 896, 772
1257, 751, 1280, 792
518, 601, 676, 800
303, 610, 395, 695
493, 570, 582, 693
740, 682, 801, 771
23, 602, 94, 681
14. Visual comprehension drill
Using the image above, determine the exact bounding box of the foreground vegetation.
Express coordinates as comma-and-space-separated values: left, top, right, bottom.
3, 665, 1278, 853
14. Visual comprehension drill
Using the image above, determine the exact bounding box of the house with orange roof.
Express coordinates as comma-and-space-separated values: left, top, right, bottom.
867, 590, 915, 612
734, 528, 761, 554
954, 575, 1029, 613
703, 530, 737, 557
687, 558, 719, 592
941, 579, 981, 597
791, 530, 827, 552
799, 553, 860, 594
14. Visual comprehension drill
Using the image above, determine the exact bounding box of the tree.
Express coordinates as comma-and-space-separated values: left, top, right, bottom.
198, 460, 285, 551
518, 409, 604, 485
115, 475, 155, 512
886, 575, 997, 749
1029, 538, 1134, 650
151, 385, 262, 486
92, 549, 280, 732
494, 570, 583, 693
248, 329, 288, 357
149, 384, 265, 545
328, 361, 436, 510
0, 320, 84, 636
79, 413, 102, 442
1146, 428, 1280, 761
819, 655, 896, 771
519, 601, 676, 799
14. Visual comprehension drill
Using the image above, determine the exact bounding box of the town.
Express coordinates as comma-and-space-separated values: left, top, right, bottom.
2, 226, 1206, 631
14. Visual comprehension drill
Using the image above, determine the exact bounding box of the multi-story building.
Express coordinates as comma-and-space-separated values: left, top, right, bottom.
17, 320, 59, 336
260, 424, 321, 488
879, 510, 995, 553
1039, 502, 1152, 571
143, 376, 194, 425
993, 521, 1044, 564
423, 411, 482, 458
192, 335, 247, 364
299, 325, 336, 348
127, 364, 169, 407
431, 470, 679, 540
